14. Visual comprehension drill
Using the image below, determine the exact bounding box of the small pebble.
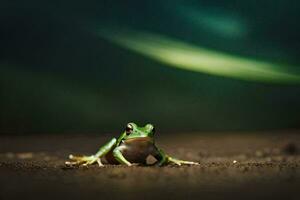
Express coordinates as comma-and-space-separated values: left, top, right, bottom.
17, 152, 33, 159
255, 150, 264, 157
266, 157, 272, 162
44, 156, 51, 161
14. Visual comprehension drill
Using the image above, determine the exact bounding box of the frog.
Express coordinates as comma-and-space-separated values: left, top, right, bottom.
65, 122, 199, 167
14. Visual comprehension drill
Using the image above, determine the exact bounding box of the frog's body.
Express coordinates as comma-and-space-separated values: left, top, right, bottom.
104, 137, 155, 164
66, 123, 199, 167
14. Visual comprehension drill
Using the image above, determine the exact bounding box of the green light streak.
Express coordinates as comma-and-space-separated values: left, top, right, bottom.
100, 30, 300, 84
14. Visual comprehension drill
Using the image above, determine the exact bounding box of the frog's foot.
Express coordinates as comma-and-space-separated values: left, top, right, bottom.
65, 154, 103, 167
167, 157, 199, 166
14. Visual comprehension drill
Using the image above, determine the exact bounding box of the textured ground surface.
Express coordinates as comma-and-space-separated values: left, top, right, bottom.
0, 131, 299, 200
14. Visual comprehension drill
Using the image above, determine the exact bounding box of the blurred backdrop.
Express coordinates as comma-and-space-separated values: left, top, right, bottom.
1, 0, 300, 134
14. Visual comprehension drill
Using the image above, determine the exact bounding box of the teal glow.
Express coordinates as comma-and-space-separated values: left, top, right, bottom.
99, 30, 300, 84
175, 4, 248, 39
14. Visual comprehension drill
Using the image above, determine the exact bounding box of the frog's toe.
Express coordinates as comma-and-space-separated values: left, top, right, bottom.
181, 161, 200, 165
168, 157, 182, 166
168, 157, 199, 166
66, 155, 102, 167
175, 160, 200, 166
68, 154, 84, 160
85, 157, 104, 167
174, 161, 182, 166
65, 160, 81, 166
129, 163, 140, 167
96, 158, 104, 167
65, 161, 72, 165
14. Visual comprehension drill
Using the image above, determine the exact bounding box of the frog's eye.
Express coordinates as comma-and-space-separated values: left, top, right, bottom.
125, 123, 133, 135
146, 124, 155, 134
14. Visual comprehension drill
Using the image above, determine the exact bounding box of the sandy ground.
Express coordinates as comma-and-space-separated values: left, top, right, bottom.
0, 131, 299, 200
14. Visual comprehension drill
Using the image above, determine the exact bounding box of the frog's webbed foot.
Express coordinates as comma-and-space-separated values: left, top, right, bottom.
65, 154, 103, 167
167, 156, 199, 166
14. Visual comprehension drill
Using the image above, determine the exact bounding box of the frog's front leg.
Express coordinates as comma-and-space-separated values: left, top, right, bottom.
65, 138, 117, 167
153, 147, 199, 166
112, 146, 132, 166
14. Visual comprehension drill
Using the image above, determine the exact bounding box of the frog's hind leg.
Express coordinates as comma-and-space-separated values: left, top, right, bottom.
153, 148, 199, 166
65, 138, 117, 167
153, 148, 168, 166
167, 156, 199, 166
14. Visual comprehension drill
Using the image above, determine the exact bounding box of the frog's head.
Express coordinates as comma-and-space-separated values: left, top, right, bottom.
123, 122, 155, 141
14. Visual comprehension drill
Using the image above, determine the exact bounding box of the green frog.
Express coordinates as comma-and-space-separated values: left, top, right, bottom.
65, 123, 199, 167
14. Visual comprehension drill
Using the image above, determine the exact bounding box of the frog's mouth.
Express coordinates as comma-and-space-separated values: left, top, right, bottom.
124, 136, 153, 144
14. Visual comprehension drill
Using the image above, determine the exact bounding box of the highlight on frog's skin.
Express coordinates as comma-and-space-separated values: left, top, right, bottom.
98, 29, 300, 84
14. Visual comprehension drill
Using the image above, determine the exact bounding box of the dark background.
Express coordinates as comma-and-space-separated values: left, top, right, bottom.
1, 0, 300, 134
